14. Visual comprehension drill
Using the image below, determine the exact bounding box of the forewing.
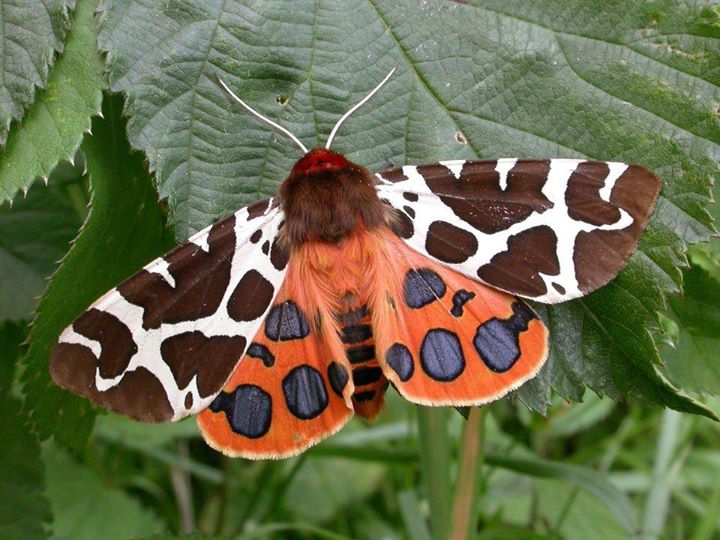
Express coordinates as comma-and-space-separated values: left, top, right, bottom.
50, 199, 289, 422
376, 159, 660, 303
197, 279, 354, 459
372, 233, 548, 406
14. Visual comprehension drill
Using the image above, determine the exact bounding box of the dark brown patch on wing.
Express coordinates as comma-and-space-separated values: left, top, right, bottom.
269, 236, 289, 270
403, 192, 418, 202
117, 215, 237, 329
390, 207, 414, 239
425, 221, 478, 263
566, 162, 621, 226
160, 331, 247, 397
378, 167, 408, 183
477, 226, 560, 297
227, 269, 275, 322
50, 343, 173, 422
247, 198, 271, 219
420, 161, 552, 234
572, 165, 660, 293
72, 308, 137, 379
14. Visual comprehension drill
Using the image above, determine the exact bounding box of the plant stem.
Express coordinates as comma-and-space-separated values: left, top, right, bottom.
450, 407, 486, 540
417, 406, 453, 540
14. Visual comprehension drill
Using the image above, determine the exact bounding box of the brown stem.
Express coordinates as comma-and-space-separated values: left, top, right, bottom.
450, 407, 486, 540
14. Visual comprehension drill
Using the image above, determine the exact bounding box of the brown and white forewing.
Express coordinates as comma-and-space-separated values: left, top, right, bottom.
376, 159, 660, 304
51, 199, 289, 422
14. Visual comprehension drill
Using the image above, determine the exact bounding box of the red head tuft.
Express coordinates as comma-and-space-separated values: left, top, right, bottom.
291, 148, 351, 176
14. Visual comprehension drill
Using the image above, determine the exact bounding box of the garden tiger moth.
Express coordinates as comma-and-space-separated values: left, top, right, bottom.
50, 69, 660, 459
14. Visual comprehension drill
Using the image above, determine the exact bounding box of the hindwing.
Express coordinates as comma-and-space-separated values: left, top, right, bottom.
197, 268, 354, 459
376, 159, 660, 303
372, 232, 548, 405
50, 199, 288, 422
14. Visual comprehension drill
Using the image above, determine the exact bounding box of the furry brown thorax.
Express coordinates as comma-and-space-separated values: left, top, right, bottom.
279, 148, 393, 245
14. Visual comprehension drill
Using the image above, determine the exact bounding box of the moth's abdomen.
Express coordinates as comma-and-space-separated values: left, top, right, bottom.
338, 302, 388, 420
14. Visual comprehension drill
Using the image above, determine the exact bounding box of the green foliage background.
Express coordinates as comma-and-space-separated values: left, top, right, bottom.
0, 1, 718, 539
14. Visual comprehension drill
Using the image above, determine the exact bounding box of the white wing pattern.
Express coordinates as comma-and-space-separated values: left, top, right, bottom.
376, 159, 660, 304
51, 198, 289, 422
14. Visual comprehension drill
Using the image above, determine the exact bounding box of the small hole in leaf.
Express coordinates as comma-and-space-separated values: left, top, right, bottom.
276, 94, 289, 106
455, 131, 468, 145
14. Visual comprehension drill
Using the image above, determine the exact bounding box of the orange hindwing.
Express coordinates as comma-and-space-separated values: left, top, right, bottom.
370, 230, 549, 406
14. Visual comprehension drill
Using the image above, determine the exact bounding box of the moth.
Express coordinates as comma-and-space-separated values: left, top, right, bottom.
51, 69, 660, 459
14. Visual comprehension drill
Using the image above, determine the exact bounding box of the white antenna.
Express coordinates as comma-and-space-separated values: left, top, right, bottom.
325, 67, 397, 150
217, 76, 309, 154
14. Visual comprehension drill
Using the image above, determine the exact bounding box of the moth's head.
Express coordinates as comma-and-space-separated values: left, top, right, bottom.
290, 148, 352, 177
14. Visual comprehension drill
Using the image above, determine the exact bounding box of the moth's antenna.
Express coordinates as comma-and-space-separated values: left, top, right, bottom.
325, 67, 397, 150
217, 76, 309, 154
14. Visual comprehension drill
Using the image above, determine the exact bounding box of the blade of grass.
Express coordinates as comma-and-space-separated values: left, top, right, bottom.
689, 462, 720, 539
417, 406, 453, 539
485, 453, 637, 532
236, 522, 356, 540
398, 489, 434, 540
642, 409, 684, 539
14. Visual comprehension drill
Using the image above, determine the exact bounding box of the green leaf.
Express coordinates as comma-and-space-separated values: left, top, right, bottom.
662, 264, 720, 395
42, 443, 162, 540
0, 183, 80, 321
96, 1, 718, 415
0, 397, 52, 540
0, 0, 73, 146
21, 94, 167, 450
0, 0, 104, 203
0, 320, 26, 396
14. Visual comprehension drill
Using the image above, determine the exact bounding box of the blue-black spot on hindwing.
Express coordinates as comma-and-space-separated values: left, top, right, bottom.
420, 329, 465, 381
451, 290, 476, 318
246, 343, 275, 367
403, 268, 447, 309
282, 365, 329, 420
328, 362, 349, 397
474, 301, 536, 372
265, 300, 310, 341
209, 384, 272, 439
385, 343, 414, 382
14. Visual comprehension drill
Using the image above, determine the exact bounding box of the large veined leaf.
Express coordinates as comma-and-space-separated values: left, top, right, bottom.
0, 0, 104, 203
0, 0, 73, 146
96, 0, 718, 415
21, 95, 168, 449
